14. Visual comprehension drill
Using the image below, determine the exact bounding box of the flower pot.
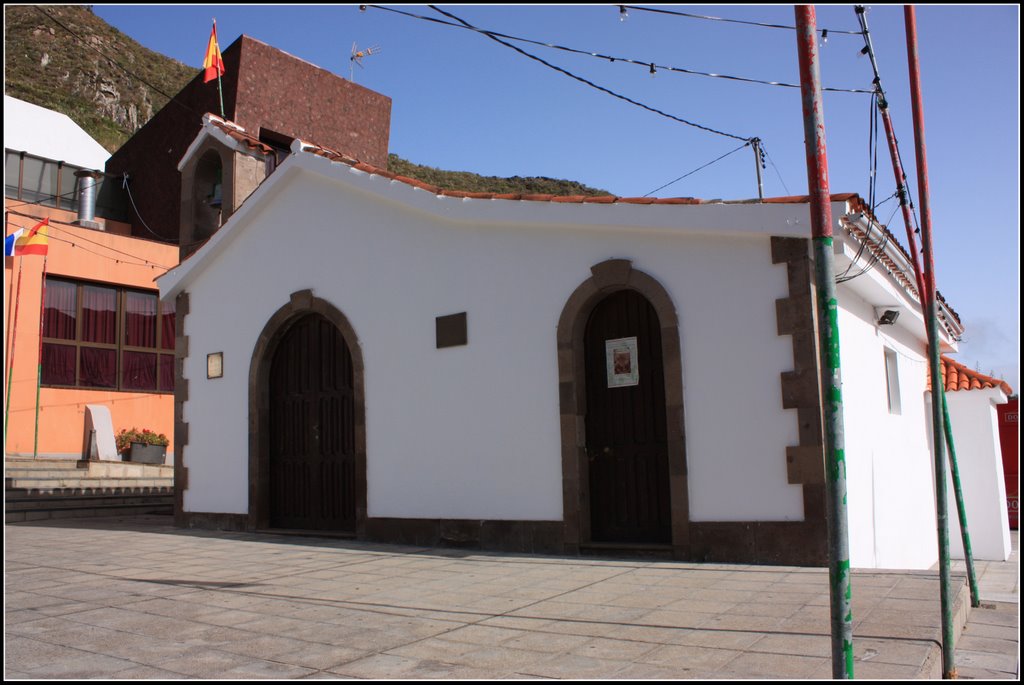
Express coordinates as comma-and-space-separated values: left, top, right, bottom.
128, 442, 167, 464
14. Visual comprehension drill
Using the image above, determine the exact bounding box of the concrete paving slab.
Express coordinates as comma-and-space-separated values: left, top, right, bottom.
3, 515, 1018, 679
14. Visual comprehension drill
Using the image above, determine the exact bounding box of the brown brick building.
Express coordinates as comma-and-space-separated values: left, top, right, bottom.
105, 35, 391, 245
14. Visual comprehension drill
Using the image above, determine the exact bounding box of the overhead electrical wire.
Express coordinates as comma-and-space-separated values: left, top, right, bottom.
424, 5, 750, 142
837, 3, 928, 294
366, 5, 871, 94
33, 6, 204, 120
5, 211, 175, 270
619, 5, 863, 36
6, 176, 175, 244
642, 141, 751, 197
837, 89, 882, 283
121, 174, 176, 243
3, 186, 85, 213
837, 86, 902, 286
759, 142, 791, 196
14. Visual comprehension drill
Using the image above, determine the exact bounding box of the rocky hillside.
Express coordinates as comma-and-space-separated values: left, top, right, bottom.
5, 5, 610, 196
4, 5, 195, 152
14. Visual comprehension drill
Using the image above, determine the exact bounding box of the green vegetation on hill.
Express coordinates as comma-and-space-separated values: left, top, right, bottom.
386, 155, 610, 196
5, 5, 608, 195
4, 5, 194, 152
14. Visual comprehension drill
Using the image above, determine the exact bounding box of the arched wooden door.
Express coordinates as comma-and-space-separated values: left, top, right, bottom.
584, 289, 671, 543
268, 313, 355, 532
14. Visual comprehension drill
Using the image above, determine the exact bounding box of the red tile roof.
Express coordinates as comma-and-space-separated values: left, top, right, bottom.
930, 356, 1014, 395
206, 115, 275, 156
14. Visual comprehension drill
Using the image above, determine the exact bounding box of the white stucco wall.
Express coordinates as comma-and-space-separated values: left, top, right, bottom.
174, 163, 804, 523
943, 388, 1012, 561
838, 288, 939, 570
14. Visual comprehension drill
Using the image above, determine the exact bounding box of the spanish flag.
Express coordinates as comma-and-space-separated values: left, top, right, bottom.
8, 218, 49, 257
203, 21, 225, 83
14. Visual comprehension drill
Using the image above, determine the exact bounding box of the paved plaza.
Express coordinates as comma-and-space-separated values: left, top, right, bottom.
4, 515, 1018, 679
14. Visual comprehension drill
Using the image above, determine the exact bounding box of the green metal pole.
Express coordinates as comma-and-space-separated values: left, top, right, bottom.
905, 6, 955, 677
795, 6, 854, 678
941, 386, 981, 607
860, 0, 980, 620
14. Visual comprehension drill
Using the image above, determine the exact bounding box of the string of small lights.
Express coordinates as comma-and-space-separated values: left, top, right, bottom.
365, 5, 872, 94
618, 5, 863, 36
6, 210, 175, 270
424, 5, 751, 142
6, 179, 175, 244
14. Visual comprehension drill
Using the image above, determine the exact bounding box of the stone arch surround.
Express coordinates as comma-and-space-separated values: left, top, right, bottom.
556, 259, 691, 558
247, 290, 367, 535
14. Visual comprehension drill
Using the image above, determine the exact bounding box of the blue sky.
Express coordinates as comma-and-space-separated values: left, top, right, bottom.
91, 4, 1019, 390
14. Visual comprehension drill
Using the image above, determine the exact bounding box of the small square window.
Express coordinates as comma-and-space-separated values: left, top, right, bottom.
436, 312, 467, 349
884, 348, 901, 415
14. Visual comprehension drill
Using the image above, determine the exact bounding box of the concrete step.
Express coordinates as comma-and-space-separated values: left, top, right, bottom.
6, 485, 173, 499
5, 484, 173, 523
6, 492, 173, 509
5, 502, 173, 523
5, 457, 175, 522
6, 477, 174, 491
5, 458, 172, 479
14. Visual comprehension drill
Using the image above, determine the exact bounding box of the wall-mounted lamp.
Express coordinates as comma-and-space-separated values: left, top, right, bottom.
876, 308, 900, 326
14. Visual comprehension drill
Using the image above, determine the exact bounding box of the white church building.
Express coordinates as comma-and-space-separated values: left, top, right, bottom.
157, 116, 1009, 570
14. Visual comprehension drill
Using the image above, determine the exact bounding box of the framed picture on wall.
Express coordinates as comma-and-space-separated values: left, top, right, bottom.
605, 337, 639, 388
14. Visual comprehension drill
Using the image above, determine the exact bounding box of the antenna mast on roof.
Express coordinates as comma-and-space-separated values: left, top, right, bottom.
349, 42, 381, 82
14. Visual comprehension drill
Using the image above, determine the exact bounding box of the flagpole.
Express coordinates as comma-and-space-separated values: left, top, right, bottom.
33, 254, 48, 459
214, 19, 225, 118
5, 256, 24, 445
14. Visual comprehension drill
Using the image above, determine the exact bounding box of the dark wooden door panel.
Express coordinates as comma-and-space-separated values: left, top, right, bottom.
269, 314, 355, 531
585, 290, 671, 543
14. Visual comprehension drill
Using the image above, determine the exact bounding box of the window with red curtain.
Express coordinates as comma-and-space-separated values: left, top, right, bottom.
43, 279, 77, 340
123, 290, 159, 391
81, 285, 116, 344
40, 278, 175, 392
125, 291, 157, 348
41, 279, 77, 385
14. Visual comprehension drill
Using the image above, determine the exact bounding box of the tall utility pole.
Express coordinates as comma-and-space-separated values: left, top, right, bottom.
855, 3, 980, 612
750, 137, 765, 201
905, 5, 956, 678
793, 6, 854, 679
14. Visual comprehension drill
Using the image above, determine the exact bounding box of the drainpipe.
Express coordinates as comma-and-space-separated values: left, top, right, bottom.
74, 169, 104, 230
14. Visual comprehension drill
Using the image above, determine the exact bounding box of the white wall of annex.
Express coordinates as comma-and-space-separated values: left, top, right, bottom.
180, 170, 802, 521
944, 388, 1012, 561
838, 288, 938, 569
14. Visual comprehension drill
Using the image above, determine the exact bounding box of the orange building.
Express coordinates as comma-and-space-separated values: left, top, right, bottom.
5, 96, 178, 461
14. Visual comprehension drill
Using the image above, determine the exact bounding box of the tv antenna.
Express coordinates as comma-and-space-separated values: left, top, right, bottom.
350, 42, 381, 81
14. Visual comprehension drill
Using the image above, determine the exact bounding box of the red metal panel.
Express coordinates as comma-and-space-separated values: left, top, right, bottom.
997, 398, 1019, 529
